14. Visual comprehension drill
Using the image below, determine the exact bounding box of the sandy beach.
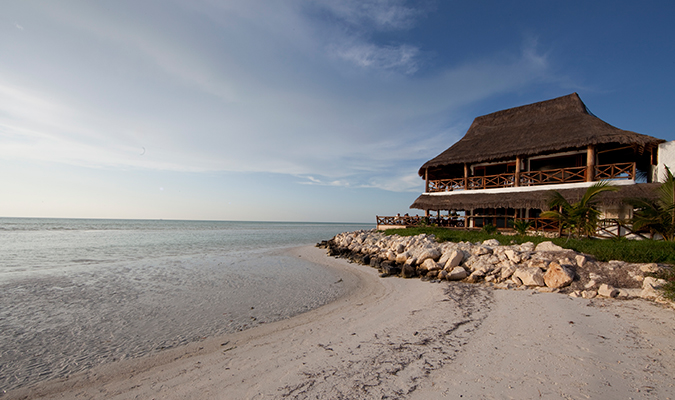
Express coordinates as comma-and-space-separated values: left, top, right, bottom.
7, 245, 675, 399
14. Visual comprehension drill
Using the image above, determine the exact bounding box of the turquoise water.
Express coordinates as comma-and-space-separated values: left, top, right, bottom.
0, 218, 372, 392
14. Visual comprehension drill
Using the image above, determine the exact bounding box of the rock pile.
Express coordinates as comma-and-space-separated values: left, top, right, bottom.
319, 230, 673, 304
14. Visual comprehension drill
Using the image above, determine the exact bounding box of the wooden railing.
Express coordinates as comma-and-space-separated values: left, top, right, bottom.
376, 215, 559, 231
427, 162, 635, 193
376, 216, 648, 238
519, 166, 586, 186
594, 162, 635, 180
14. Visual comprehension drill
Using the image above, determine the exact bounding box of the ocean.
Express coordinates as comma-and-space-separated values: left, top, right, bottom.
0, 218, 372, 393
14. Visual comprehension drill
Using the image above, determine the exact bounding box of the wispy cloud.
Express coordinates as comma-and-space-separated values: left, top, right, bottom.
0, 1, 552, 193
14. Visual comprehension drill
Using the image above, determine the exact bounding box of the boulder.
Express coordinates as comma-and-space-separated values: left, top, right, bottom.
520, 242, 535, 252
417, 248, 441, 263
482, 239, 500, 247
447, 266, 468, 281
598, 283, 619, 298
401, 264, 416, 278
535, 241, 564, 252
543, 262, 575, 289
640, 277, 668, 300
503, 249, 521, 264
640, 263, 660, 273
500, 264, 516, 280
581, 290, 598, 299
395, 252, 409, 264
442, 250, 464, 270
471, 246, 492, 256
575, 255, 587, 268
420, 258, 441, 272
512, 267, 545, 287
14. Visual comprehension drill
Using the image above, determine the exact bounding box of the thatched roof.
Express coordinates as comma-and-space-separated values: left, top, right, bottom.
410, 183, 661, 211
419, 93, 664, 177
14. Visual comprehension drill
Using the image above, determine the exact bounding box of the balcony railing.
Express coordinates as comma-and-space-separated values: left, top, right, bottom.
427, 162, 635, 193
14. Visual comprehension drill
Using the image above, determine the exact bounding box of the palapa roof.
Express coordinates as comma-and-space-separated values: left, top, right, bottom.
419, 93, 664, 177
410, 183, 660, 211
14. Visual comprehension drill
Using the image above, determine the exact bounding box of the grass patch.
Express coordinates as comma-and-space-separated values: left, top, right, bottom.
384, 227, 675, 265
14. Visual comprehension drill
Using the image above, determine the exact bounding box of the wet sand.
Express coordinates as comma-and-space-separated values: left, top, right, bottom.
6, 245, 675, 399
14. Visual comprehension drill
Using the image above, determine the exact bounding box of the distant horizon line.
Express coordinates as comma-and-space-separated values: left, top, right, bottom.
0, 216, 374, 225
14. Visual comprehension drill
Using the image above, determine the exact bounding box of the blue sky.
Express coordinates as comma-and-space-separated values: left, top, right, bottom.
1, 1, 674, 223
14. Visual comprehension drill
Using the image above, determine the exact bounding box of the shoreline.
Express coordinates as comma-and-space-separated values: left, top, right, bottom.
8, 245, 675, 399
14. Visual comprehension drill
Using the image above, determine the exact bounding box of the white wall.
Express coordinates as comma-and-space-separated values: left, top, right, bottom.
655, 140, 675, 182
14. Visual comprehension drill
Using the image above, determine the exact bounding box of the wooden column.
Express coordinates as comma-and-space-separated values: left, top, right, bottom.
586, 145, 595, 182
515, 156, 521, 187
463, 163, 469, 190
425, 168, 429, 192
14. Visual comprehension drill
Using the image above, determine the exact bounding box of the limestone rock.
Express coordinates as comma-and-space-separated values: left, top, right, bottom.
471, 246, 492, 256
543, 262, 575, 289
640, 277, 668, 300
535, 241, 564, 252
575, 255, 587, 268
512, 267, 545, 287
520, 242, 535, 252
503, 249, 521, 264
417, 248, 441, 263
640, 263, 660, 273
598, 283, 619, 298
395, 252, 409, 264
442, 250, 464, 270
482, 239, 500, 247
447, 266, 468, 281
581, 290, 597, 299
401, 264, 416, 278
500, 264, 516, 280
420, 258, 441, 272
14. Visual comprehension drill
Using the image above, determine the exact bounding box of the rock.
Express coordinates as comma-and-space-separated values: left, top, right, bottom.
438, 269, 449, 280
628, 270, 644, 282
386, 251, 397, 262
417, 248, 441, 263
512, 267, 545, 287
395, 243, 406, 254
466, 269, 484, 283
581, 290, 597, 299
640, 277, 668, 300
569, 290, 581, 298
395, 252, 409, 264
447, 266, 468, 281
520, 242, 535, 252
420, 258, 441, 272
598, 283, 619, 298
482, 239, 500, 247
575, 255, 587, 268
500, 264, 516, 280
535, 241, 564, 252
617, 288, 642, 299
401, 264, 416, 278
503, 249, 521, 264
543, 262, 575, 289
640, 263, 660, 273
442, 250, 464, 270
471, 246, 492, 256
584, 280, 597, 289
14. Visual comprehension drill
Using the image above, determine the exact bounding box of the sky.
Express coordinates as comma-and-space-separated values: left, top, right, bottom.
1, 1, 674, 223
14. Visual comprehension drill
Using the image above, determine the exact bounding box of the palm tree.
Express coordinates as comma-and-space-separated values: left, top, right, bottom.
540, 181, 619, 238
625, 167, 675, 241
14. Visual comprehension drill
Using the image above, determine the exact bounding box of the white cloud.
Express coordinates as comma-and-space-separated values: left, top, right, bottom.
0, 1, 553, 194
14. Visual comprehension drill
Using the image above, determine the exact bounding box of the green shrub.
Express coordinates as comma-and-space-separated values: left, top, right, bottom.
511, 220, 532, 235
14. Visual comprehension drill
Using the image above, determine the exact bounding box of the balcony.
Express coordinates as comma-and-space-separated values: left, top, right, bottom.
427, 162, 635, 193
